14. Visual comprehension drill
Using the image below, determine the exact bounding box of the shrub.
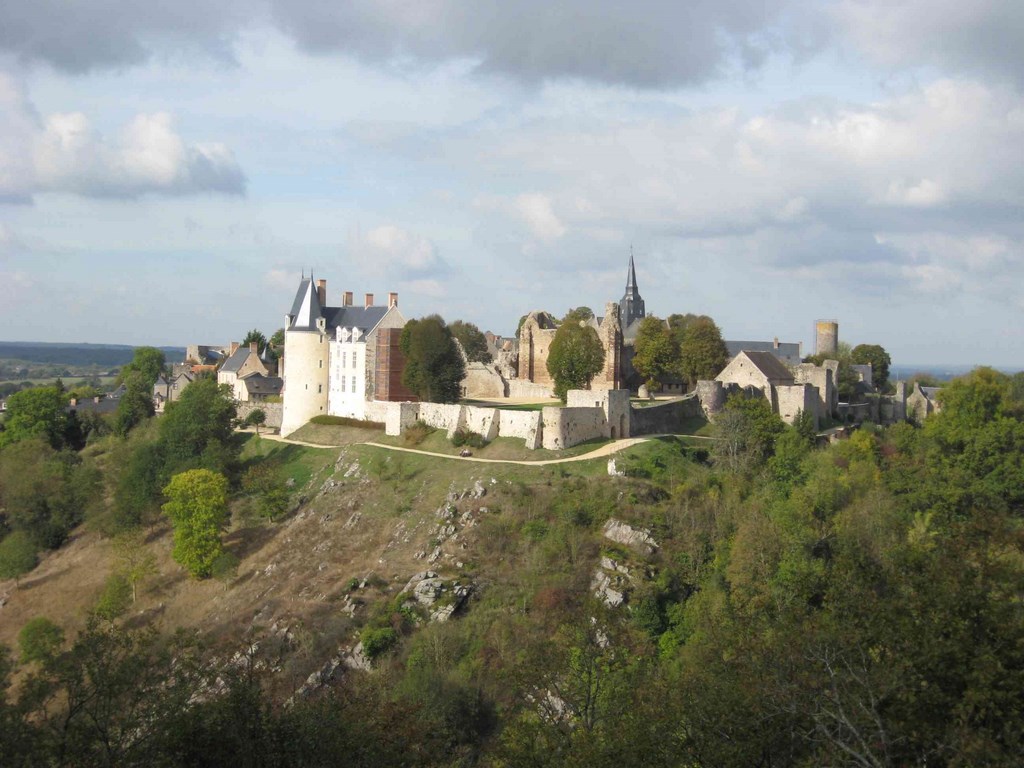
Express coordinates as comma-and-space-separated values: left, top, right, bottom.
451, 428, 487, 449
18, 617, 64, 664
94, 573, 132, 621
0, 530, 38, 581
404, 420, 434, 446
361, 626, 398, 659
309, 415, 384, 429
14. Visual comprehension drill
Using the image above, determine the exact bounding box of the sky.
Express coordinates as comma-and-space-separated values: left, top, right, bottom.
0, 1, 1022, 367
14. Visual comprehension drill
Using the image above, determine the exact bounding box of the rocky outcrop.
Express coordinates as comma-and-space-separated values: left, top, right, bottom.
602, 518, 658, 554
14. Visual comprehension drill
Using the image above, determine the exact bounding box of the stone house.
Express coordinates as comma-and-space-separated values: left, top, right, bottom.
153, 371, 194, 412
906, 382, 942, 423
280, 276, 414, 436
218, 342, 280, 403
713, 350, 825, 429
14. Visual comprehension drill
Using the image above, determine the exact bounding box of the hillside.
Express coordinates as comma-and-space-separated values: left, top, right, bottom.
0, 341, 186, 369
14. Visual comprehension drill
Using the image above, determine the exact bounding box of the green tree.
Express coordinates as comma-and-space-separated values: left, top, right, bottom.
0, 531, 38, 582
632, 316, 679, 390
0, 387, 75, 450
111, 531, 157, 603
243, 408, 267, 435
449, 320, 493, 363
399, 316, 466, 403
806, 342, 860, 402
712, 393, 784, 472
241, 329, 267, 351
267, 328, 285, 362
120, 347, 166, 389
113, 370, 155, 436
851, 343, 892, 391
162, 469, 230, 578
546, 319, 606, 402
677, 316, 729, 387
563, 306, 594, 323
159, 377, 238, 476
94, 574, 132, 621
18, 617, 63, 665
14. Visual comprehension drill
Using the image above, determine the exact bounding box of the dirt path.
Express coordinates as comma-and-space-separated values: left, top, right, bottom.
361, 438, 655, 466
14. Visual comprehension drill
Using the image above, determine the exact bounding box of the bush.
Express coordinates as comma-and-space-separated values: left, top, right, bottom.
404, 420, 434, 446
18, 617, 63, 664
451, 428, 487, 449
309, 415, 384, 430
94, 573, 132, 621
0, 530, 38, 581
361, 626, 398, 659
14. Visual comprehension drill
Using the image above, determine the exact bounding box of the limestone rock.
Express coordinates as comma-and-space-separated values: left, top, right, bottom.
602, 518, 658, 554
607, 458, 625, 477
343, 642, 372, 672
590, 569, 625, 608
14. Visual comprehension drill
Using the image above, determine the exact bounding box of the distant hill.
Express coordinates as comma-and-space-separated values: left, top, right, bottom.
0, 341, 186, 367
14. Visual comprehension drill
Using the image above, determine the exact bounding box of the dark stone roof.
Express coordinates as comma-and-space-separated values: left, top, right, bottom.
739, 350, 796, 383
241, 374, 283, 396
221, 347, 252, 374
726, 340, 802, 363
287, 277, 390, 334
68, 384, 127, 415
921, 386, 941, 400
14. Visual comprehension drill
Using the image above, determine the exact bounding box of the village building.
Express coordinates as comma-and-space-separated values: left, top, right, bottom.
218, 341, 281, 403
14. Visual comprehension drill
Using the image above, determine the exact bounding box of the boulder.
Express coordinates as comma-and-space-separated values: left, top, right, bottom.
602, 518, 658, 554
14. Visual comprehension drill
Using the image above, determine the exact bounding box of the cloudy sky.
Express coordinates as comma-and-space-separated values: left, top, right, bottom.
1, 1, 1022, 367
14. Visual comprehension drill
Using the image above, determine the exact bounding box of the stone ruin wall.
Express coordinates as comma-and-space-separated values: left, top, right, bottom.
236, 401, 283, 430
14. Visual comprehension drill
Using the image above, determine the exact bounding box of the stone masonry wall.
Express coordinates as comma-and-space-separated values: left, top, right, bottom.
775, 384, 818, 429
541, 406, 605, 450
497, 410, 543, 449
629, 395, 703, 436
237, 401, 283, 430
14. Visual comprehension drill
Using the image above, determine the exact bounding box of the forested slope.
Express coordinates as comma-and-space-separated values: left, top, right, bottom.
0, 367, 1022, 766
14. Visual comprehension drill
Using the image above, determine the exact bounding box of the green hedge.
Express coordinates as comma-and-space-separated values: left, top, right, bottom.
309, 415, 384, 430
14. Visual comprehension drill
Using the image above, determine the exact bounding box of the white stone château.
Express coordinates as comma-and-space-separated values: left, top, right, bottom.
280, 275, 408, 436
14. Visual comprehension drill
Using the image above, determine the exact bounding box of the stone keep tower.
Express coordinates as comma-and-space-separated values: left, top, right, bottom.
815, 320, 839, 357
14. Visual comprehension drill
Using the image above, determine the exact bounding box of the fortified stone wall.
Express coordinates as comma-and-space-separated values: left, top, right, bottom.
793, 362, 837, 418
541, 406, 605, 450
507, 380, 555, 399
497, 410, 543, 449
417, 403, 464, 437
462, 406, 500, 441
236, 402, 283, 430
462, 363, 508, 399
629, 395, 703, 436
776, 384, 819, 429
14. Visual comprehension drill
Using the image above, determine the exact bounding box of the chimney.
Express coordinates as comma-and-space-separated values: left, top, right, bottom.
388, 292, 398, 308
250, 341, 258, 353
316, 279, 327, 306
70, 398, 77, 407
343, 291, 353, 306
773, 337, 779, 349
365, 293, 374, 308
230, 341, 240, 355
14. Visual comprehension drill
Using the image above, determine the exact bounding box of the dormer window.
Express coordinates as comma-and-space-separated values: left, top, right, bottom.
353, 327, 364, 342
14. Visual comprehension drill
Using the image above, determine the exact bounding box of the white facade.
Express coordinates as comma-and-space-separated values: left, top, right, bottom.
280, 329, 331, 436
327, 326, 368, 419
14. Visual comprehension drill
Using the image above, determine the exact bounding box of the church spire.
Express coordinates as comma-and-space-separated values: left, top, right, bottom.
625, 248, 638, 297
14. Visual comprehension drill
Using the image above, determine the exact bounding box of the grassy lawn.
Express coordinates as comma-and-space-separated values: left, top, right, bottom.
239, 433, 338, 489
459, 399, 559, 412
373, 428, 614, 462
286, 421, 386, 446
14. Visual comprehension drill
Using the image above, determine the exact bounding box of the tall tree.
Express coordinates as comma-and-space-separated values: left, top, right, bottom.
159, 377, 238, 476
400, 316, 466, 403
119, 347, 166, 389
449, 320, 493, 363
0, 387, 76, 450
241, 329, 267, 350
632, 316, 679, 390
678, 316, 729, 387
162, 469, 230, 579
851, 343, 892, 391
546, 318, 606, 402
113, 371, 155, 437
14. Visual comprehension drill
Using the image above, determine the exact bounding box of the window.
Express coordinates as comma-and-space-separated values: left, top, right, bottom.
352, 352, 357, 369
341, 377, 346, 393
319, 359, 323, 369
351, 376, 356, 392
342, 351, 347, 367
318, 384, 322, 394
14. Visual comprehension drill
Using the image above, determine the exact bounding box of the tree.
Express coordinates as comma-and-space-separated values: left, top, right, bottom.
241, 329, 267, 351
113, 371, 155, 436
563, 307, 594, 323
112, 531, 157, 603
267, 328, 285, 362
120, 347, 166, 389
399, 316, 466, 403
0, 531, 38, 582
632, 316, 679, 390
449, 320, 493, 363
162, 469, 230, 579
805, 342, 860, 402
0, 387, 75, 450
18, 617, 63, 665
851, 344, 892, 391
712, 393, 784, 472
546, 318, 605, 402
159, 377, 237, 476
678, 316, 729, 387
244, 408, 267, 435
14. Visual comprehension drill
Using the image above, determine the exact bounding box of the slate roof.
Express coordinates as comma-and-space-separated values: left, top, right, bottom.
241, 373, 284, 397
921, 386, 941, 400
726, 339, 802, 364
221, 347, 252, 374
739, 350, 796, 383
287, 277, 390, 334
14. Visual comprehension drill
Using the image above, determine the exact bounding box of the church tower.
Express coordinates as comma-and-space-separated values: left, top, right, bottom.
619, 252, 646, 333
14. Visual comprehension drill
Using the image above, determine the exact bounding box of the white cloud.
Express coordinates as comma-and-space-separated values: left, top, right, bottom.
355, 225, 447, 280
515, 193, 566, 241
0, 74, 245, 200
